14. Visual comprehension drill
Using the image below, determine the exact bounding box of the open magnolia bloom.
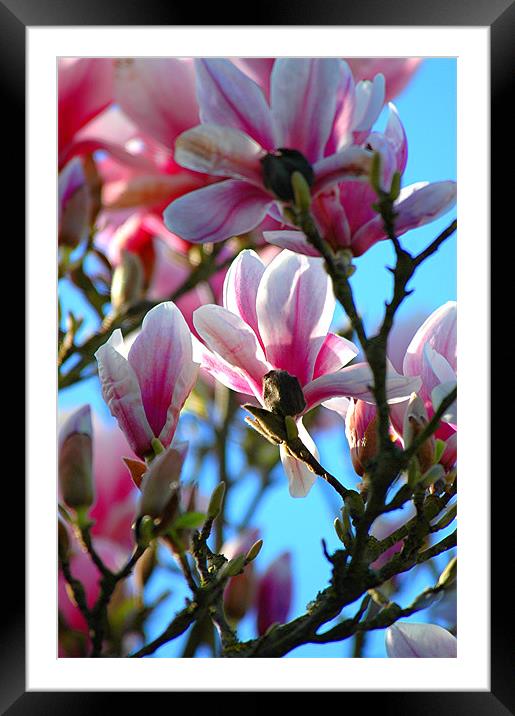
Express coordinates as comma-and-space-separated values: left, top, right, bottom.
264, 103, 457, 258
192, 249, 421, 497
95, 302, 199, 459
163, 58, 384, 244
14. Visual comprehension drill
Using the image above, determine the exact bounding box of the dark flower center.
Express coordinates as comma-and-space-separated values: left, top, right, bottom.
261, 148, 315, 201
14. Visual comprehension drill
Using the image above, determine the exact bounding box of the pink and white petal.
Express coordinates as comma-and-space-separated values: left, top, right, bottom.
351, 74, 386, 134
163, 180, 273, 244
345, 58, 422, 102
127, 302, 197, 444
431, 381, 457, 428
440, 432, 457, 470
280, 420, 318, 498
320, 396, 351, 420
385, 622, 457, 658
59, 58, 113, 151
313, 333, 359, 379
385, 103, 408, 174
114, 58, 199, 149
262, 230, 321, 257
404, 301, 457, 377
256, 250, 335, 386
222, 249, 265, 340
192, 336, 256, 396
95, 330, 154, 457
352, 181, 457, 256
271, 59, 349, 163
195, 59, 276, 150
312, 145, 373, 195
303, 362, 421, 411
193, 304, 271, 399
174, 125, 266, 185
280, 448, 317, 498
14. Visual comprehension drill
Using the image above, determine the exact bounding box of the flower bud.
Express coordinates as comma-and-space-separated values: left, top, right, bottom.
262, 370, 307, 417
385, 622, 457, 658
345, 399, 379, 476
256, 552, 293, 636
403, 393, 435, 474
58, 405, 94, 511
207, 482, 226, 520
245, 539, 264, 563
134, 543, 158, 593
58, 158, 90, 248
437, 556, 457, 589
138, 445, 185, 527
222, 528, 260, 622
261, 148, 314, 201
220, 554, 246, 580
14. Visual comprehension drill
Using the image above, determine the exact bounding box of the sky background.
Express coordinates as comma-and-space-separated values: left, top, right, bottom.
58, 57, 457, 658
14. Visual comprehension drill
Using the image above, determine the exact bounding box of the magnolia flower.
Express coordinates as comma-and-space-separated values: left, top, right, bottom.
164, 58, 379, 244
264, 104, 457, 258
193, 249, 420, 496
391, 302, 457, 469
95, 302, 198, 459
385, 622, 457, 657
58, 405, 94, 511
256, 552, 293, 635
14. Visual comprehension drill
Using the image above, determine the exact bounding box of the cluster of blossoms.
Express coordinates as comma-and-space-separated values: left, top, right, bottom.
58, 56, 457, 658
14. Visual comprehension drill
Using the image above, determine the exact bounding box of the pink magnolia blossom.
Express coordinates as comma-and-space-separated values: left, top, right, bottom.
193, 249, 420, 496
345, 58, 423, 101
385, 621, 457, 657
391, 302, 457, 469
164, 59, 379, 244
95, 302, 199, 459
264, 104, 456, 258
256, 552, 293, 635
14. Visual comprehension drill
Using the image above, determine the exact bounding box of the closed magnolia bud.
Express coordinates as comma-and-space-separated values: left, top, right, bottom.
134, 543, 158, 592
110, 250, 144, 313
385, 622, 457, 658
262, 370, 306, 418
437, 556, 457, 589
261, 148, 314, 201
403, 393, 435, 474
220, 554, 246, 580
207, 482, 226, 520
138, 445, 185, 525
222, 529, 260, 622
245, 539, 264, 563
256, 552, 293, 636
58, 405, 94, 511
58, 158, 90, 248
345, 399, 378, 476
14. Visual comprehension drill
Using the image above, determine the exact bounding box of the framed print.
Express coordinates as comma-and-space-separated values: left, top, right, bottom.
2, 0, 511, 711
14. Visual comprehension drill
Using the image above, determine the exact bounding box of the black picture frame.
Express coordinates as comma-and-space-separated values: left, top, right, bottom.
5, 0, 511, 712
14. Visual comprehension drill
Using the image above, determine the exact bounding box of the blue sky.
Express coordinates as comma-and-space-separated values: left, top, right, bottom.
59, 58, 457, 658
